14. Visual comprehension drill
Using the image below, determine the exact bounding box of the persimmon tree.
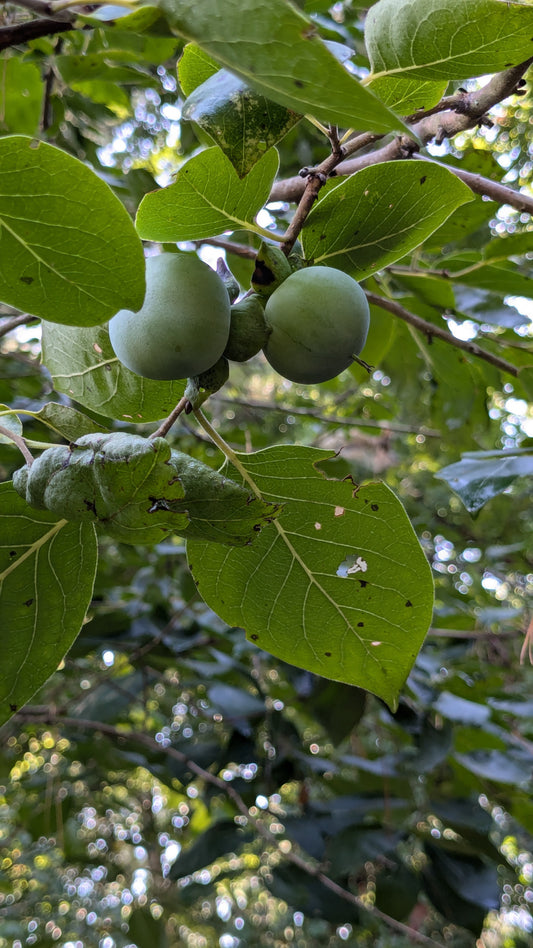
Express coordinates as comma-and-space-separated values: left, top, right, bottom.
0, 1, 532, 946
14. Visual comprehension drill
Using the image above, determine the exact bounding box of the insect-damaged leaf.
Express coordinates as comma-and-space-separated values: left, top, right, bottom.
187, 446, 434, 709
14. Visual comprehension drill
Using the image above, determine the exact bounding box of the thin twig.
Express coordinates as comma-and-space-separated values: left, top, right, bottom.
0, 17, 74, 51
0, 424, 35, 465
150, 397, 189, 439
214, 396, 441, 437
194, 238, 257, 260
13, 711, 444, 948
0, 314, 39, 340
413, 153, 533, 215
365, 292, 519, 378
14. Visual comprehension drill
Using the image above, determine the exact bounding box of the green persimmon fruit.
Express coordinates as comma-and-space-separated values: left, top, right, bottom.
263, 266, 370, 384
224, 294, 270, 362
108, 253, 231, 380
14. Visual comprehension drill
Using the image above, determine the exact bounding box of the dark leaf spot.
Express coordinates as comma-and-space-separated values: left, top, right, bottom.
9, 704, 17, 713
23, 598, 34, 607
357, 621, 364, 627
294, 79, 304, 88
250, 634, 259, 641
359, 580, 367, 588
419, 176, 427, 184
405, 600, 413, 607
20, 276, 34, 285
324, 651, 332, 657
9, 550, 16, 557
371, 504, 379, 511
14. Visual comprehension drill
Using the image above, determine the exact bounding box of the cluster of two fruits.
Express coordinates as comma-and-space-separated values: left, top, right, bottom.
108, 249, 371, 388
12, 250, 370, 545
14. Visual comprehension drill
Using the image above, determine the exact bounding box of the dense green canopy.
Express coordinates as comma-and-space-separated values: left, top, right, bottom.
0, 1, 532, 946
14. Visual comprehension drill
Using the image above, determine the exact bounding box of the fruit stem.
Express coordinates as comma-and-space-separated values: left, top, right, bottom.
351, 354, 374, 373
193, 409, 263, 500
0, 424, 35, 466
150, 396, 189, 439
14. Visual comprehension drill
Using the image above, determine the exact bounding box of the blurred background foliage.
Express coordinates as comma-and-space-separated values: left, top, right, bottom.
0, 0, 532, 945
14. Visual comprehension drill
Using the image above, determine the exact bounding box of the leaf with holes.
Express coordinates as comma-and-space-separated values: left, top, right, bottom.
136, 147, 279, 242
0, 136, 145, 326
187, 446, 434, 709
157, 0, 407, 134
0, 482, 98, 727
366, 0, 533, 82
301, 161, 472, 277
41, 322, 184, 423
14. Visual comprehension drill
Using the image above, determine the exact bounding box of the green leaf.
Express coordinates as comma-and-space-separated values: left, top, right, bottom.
436, 451, 533, 512
13, 434, 191, 545
136, 146, 279, 241
55, 54, 154, 87
484, 232, 533, 262
182, 70, 301, 177
127, 908, 169, 948
267, 864, 360, 924
168, 820, 252, 880
41, 321, 185, 423
367, 75, 446, 114
0, 136, 145, 325
423, 845, 499, 933
157, 0, 407, 134
0, 482, 98, 726
187, 446, 434, 709
22, 403, 110, 441
178, 43, 220, 96
455, 749, 533, 787
0, 58, 43, 136
452, 261, 533, 301
366, 0, 533, 81
168, 451, 282, 546
301, 161, 473, 277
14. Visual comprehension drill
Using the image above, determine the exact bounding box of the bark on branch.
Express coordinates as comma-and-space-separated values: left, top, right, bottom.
0, 15, 75, 50
365, 292, 520, 378
270, 59, 533, 214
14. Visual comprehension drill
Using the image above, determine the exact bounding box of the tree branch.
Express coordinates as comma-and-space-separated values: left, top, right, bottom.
14, 711, 444, 948
0, 424, 35, 465
214, 396, 441, 437
0, 313, 39, 339
365, 292, 520, 378
270, 59, 533, 211
0, 16, 75, 51
413, 153, 533, 215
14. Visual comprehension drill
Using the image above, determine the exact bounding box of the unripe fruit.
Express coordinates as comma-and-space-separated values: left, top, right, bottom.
224, 295, 270, 362
263, 266, 370, 384
109, 253, 231, 381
